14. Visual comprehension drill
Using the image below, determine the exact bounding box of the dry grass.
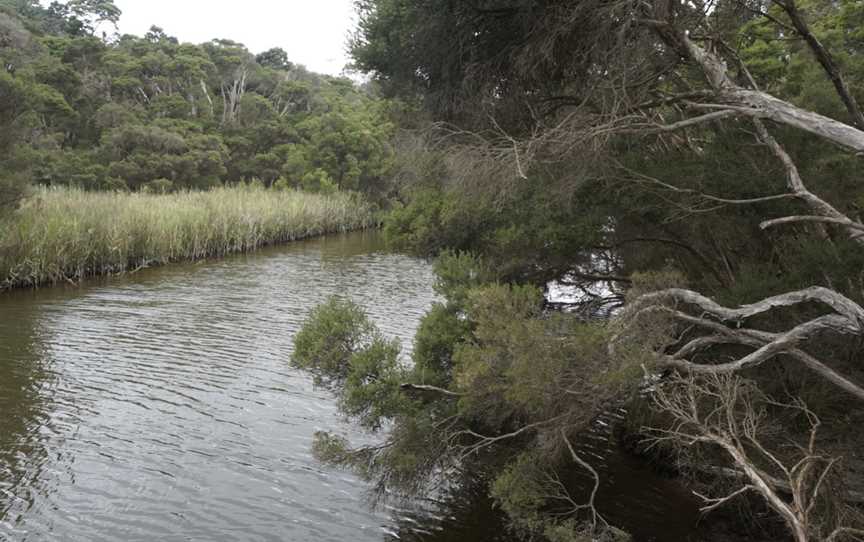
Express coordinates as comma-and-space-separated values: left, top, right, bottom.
0, 186, 375, 289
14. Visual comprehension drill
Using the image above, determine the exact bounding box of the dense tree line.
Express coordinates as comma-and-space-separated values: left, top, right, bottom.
293, 1, 864, 541
0, 0, 395, 212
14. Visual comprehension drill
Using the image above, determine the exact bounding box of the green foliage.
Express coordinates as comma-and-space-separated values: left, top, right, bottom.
491, 453, 633, 541
383, 187, 486, 256
490, 452, 549, 530
341, 335, 407, 430
322, 0, 864, 539
410, 302, 471, 386
0, 5, 396, 198
299, 169, 338, 194
292, 297, 408, 430
431, 250, 496, 308
382, 160, 610, 284
0, 71, 31, 213
255, 47, 292, 71
293, 266, 642, 537
292, 297, 376, 387
453, 283, 636, 425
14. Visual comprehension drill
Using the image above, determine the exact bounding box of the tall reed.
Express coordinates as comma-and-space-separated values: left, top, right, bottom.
0, 186, 375, 289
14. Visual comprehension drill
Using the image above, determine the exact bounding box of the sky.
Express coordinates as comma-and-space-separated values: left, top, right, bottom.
111, 0, 358, 76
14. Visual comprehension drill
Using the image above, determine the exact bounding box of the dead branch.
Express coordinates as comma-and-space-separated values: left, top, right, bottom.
761, 216, 864, 236
612, 287, 864, 401
647, 374, 858, 542
400, 383, 464, 397
672, 30, 864, 153
624, 286, 864, 327
560, 428, 606, 530
751, 119, 864, 246
449, 414, 568, 461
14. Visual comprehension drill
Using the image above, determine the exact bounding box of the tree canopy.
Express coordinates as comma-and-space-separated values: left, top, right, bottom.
0, 1, 396, 212
288, 1, 864, 541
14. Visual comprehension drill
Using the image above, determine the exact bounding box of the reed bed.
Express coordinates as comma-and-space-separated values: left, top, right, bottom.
0, 186, 375, 289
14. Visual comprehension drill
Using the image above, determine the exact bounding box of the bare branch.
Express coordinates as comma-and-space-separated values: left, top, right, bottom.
561, 428, 605, 530
647, 374, 855, 542
625, 287, 864, 328
613, 287, 864, 401
761, 215, 864, 235
694, 484, 757, 513
772, 0, 864, 129
400, 383, 465, 397
663, 27, 864, 153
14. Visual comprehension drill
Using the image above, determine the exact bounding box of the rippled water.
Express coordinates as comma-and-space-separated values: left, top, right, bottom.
0, 232, 446, 541
1, 231, 720, 542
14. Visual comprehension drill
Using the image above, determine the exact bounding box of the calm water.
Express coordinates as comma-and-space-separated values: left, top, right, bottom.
0, 231, 716, 542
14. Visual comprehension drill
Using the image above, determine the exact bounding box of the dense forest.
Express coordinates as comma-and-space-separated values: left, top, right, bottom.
0, 0, 394, 206
291, 1, 864, 541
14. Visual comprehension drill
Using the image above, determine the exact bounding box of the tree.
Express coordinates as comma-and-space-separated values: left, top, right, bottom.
42, 0, 119, 36
0, 5, 395, 196
648, 373, 864, 542
0, 71, 31, 211
255, 47, 292, 71
303, 0, 864, 539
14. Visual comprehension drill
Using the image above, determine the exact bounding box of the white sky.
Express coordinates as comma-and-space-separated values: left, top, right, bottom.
111, 0, 358, 76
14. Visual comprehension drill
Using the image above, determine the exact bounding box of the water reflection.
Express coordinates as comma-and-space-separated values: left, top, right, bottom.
0, 232, 438, 541
1, 231, 713, 542
0, 290, 60, 534
385, 479, 509, 542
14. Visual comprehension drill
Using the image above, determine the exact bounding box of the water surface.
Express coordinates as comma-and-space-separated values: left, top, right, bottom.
0, 231, 723, 542
0, 232, 441, 541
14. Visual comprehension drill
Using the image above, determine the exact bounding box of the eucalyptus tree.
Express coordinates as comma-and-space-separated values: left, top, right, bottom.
0, 4, 397, 195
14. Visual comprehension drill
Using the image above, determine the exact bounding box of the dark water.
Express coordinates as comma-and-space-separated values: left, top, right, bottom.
0, 231, 705, 542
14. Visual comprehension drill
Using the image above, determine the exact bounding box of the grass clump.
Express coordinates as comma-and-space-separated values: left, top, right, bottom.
0, 185, 375, 289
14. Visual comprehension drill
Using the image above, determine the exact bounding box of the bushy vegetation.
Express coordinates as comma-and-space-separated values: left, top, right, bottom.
287, 1, 864, 541
292, 297, 408, 431
0, 0, 397, 288
3, 0, 864, 539
0, 185, 374, 288
293, 254, 646, 536
0, 0, 396, 211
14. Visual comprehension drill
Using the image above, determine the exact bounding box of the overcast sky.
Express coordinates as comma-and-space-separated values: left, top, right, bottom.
111, 0, 358, 76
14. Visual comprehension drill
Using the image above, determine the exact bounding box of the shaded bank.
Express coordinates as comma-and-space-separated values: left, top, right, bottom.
0, 186, 375, 290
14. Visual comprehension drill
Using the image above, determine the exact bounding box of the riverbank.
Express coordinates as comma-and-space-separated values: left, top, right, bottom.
0, 186, 376, 289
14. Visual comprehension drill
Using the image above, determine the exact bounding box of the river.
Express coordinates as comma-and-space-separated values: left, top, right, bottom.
0, 231, 736, 542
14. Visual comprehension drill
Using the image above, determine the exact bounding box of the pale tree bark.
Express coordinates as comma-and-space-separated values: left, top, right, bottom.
606, 10, 864, 402
612, 286, 864, 401
643, 16, 864, 153
200, 79, 214, 117
221, 67, 247, 125
647, 374, 863, 542
770, 0, 864, 130
636, 13, 864, 247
